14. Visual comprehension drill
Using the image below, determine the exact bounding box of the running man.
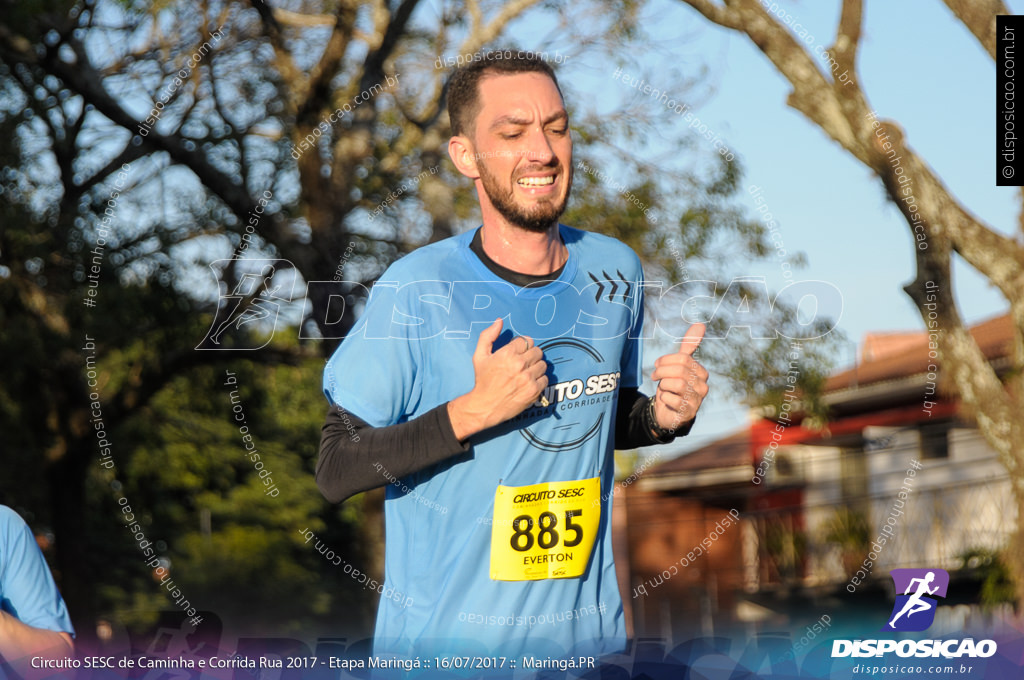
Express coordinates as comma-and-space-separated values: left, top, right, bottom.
317, 51, 709, 658
208, 264, 281, 345
888, 571, 939, 628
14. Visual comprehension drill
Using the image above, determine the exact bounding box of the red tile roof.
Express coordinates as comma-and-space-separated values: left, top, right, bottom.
646, 429, 750, 476
825, 314, 1012, 393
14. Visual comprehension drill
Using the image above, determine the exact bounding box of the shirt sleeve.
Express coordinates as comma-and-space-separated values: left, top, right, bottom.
0, 507, 74, 637
323, 276, 423, 427
315, 404, 471, 504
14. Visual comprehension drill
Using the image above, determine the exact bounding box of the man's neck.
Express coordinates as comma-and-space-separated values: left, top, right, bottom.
479, 221, 565, 276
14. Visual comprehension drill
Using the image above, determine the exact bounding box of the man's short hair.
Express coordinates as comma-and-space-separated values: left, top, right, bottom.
446, 50, 563, 138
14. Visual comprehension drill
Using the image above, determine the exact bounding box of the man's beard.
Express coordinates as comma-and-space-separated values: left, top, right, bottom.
477, 159, 572, 233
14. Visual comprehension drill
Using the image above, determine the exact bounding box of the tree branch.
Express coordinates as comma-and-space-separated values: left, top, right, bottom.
250, 0, 305, 115
0, 29, 295, 261
360, 0, 420, 91
831, 0, 862, 86
941, 0, 1009, 60
296, 0, 357, 125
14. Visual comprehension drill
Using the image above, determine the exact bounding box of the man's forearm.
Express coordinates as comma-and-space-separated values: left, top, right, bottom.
0, 610, 73, 666
446, 395, 489, 442
315, 403, 471, 504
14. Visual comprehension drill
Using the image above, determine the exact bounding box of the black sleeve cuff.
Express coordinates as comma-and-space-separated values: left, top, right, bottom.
615, 388, 695, 449
435, 402, 472, 454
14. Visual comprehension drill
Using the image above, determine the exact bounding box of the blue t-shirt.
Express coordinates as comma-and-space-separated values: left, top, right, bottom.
0, 506, 75, 646
323, 225, 644, 658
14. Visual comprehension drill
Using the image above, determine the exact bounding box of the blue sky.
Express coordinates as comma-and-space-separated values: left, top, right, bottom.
596, 0, 1021, 455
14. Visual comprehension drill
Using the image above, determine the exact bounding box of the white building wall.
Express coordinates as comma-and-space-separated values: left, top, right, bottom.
852, 425, 1012, 576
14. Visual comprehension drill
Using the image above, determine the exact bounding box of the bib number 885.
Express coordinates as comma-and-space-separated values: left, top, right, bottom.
510, 509, 583, 551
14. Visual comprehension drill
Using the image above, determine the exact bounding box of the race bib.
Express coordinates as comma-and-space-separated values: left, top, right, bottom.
489, 477, 601, 581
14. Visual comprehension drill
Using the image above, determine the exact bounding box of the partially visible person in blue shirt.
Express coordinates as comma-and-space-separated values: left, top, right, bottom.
0, 505, 74, 669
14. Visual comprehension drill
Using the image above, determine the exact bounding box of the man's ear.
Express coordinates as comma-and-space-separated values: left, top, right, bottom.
448, 135, 480, 180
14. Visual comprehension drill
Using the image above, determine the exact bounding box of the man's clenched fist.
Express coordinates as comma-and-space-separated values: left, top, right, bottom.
448, 318, 549, 441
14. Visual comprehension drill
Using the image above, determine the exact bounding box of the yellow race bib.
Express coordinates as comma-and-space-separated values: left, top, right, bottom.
489, 477, 601, 581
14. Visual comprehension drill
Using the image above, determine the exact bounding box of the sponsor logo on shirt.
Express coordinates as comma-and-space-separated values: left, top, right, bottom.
514, 339, 616, 452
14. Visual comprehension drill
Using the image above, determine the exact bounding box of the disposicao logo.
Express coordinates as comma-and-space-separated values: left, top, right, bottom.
831, 567, 997, 659
883, 568, 949, 632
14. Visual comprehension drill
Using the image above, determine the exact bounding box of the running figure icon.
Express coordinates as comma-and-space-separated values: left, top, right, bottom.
888, 571, 939, 628
883, 568, 949, 632
197, 260, 296, 350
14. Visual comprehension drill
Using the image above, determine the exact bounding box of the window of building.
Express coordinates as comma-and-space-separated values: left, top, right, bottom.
919, 421, 950, 459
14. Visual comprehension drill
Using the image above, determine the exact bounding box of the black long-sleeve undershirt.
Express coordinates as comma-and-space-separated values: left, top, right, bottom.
315, 403, 470, 503
315, 388, 694, 504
